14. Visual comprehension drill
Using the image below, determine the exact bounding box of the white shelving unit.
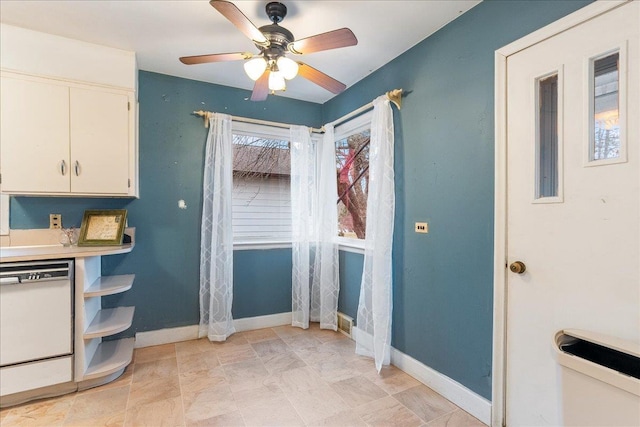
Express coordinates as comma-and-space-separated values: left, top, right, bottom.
83, 338, 135, 381
85, 274, 134, 297
84, 306, 135, 339
74, 252, 135, 390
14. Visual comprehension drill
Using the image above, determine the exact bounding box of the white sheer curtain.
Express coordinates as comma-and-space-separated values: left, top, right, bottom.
199, 113, 236, 341
312, 124, 340, 330
291, 125, 340, 330
356, 96, 395, 371
290, 125, 315, 329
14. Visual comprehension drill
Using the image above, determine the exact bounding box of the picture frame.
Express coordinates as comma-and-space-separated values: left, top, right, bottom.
78, 209, 128, 246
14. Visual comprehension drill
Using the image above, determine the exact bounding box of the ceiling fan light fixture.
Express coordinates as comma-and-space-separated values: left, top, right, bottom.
244, 57, 267, 81
277, 56, 299, 80
268, 71, 286, 91
181, 1, 357, 100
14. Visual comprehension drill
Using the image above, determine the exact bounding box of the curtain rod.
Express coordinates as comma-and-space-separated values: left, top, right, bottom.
328, 88, 402, 129
191, 88, 402, 133
191, 110, 323, 133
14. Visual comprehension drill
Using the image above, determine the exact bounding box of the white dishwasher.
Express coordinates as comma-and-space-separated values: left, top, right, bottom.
0, 260, 74, 398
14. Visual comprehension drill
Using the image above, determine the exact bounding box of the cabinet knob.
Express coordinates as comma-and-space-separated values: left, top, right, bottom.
74, 161, 80, 176
60, 160, 67, 176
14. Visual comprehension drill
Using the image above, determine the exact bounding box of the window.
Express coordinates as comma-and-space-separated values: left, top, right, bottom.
537, 73, 559, 199
591, 51, 621, 161
335, 111, 372, 240
231, 122, 292, 245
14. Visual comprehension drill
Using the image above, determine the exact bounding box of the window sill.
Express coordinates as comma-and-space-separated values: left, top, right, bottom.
233, 241, 292, 251
336, 237, 365, 255
232, 239, 365, 254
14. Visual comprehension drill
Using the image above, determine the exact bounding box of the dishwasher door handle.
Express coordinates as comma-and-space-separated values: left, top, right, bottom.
0, 277, 21, 285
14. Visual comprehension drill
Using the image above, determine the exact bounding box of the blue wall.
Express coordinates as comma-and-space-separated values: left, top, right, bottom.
233, 248, 293, 318
337, 250, 364, 320
323, 0, 591, 400
8, 0, 592, 402
10, 71, 321, 333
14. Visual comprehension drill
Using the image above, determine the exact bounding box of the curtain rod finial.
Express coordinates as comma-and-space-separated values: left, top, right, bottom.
193, 110, 211, 128
386, 89, 402, 110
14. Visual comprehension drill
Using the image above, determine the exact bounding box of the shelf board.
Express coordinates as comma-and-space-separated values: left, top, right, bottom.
83, 337, 134, 381
84, 306, 135, 339
85, 274, 134, 297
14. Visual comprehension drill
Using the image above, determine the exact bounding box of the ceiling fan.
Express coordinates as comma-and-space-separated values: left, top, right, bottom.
179, 0, 358, 101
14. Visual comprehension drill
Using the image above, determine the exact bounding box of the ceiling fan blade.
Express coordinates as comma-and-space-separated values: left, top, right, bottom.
251, 70, 270, 101
210, 0, 269, 46
297, 63, 346, 94
179, 52, 252, 65
288, 28, 357, 55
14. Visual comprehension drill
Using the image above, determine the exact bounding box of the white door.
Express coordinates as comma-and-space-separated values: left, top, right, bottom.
506, 2, 639, 426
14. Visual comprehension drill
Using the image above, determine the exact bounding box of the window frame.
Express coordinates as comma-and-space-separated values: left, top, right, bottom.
231, 121, 321, 250
333, 110, 373, 254
232, 121, 291, 250
534, 71, 562, 202
532, 68, 565, 205
585, 44, 628, 167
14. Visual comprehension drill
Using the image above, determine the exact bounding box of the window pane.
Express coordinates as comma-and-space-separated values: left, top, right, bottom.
537, 74, 558, 199
592, 52, 620, 161
336, 129, 370, 239
232, 134, 291, 242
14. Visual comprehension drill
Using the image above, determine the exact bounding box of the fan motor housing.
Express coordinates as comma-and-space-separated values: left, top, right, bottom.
257, 24, 294, 59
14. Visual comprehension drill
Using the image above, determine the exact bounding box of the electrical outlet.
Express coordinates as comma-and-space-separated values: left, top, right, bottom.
415, 222, 428, 233
50, 214, 62, 229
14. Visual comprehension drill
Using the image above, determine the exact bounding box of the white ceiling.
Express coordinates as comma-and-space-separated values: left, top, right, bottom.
0, 0, 480, 104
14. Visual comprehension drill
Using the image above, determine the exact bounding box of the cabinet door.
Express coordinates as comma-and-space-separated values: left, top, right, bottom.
0, 77, 70, 193
70, 87, 130, 195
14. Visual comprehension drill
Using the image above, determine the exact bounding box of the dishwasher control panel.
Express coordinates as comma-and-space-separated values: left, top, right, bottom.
0, 261, 71, 284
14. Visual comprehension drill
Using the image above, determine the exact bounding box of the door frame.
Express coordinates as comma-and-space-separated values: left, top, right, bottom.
491, 1, 630, 426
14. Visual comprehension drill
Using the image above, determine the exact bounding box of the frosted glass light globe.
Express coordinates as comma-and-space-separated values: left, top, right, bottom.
277, 57, 299, 80
244, 57, 267, 81
268, 71, 286, 91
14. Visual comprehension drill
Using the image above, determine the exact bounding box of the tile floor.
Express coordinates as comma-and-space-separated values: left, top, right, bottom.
0, 325, 487, 427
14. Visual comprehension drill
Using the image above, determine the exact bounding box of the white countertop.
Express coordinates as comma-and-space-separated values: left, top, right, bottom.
0, 227, 135, 262
0, 243, 134, 263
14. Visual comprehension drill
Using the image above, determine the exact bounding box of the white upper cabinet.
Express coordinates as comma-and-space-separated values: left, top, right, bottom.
1, 73, 136, 196
70, 87, 132, 195
0, 24, 138, 197
1, 76, 70, 193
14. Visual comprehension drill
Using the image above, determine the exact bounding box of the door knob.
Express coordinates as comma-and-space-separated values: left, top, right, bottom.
509, 261, 526, 274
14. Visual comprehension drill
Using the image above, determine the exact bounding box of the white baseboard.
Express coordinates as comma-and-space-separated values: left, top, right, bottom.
234, 312, 291, 332
134, 312, 292, 348
352, 327, 491, 425
390, 347, 492, 425
135, 325, 198, 348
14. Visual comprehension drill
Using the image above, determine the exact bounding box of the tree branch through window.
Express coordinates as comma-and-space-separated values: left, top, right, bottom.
336, 131, 370, 239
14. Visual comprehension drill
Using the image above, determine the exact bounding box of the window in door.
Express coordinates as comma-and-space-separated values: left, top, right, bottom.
590, 51, 622, 162
535, 72, 563, 201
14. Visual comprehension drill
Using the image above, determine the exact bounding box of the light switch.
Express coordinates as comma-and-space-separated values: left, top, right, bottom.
415, 222, 428, 233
